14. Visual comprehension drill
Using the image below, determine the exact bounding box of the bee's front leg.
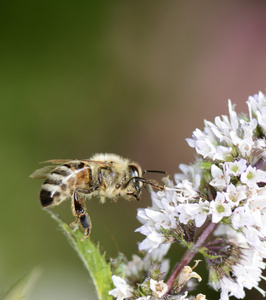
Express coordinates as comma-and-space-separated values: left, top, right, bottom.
72, 189, 92, 240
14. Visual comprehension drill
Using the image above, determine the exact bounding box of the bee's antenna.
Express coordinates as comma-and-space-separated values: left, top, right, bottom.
142, 170, 167, 176
126, 176, 164, 191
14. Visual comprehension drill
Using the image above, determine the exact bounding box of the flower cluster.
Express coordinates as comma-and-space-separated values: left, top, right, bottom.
109, 244, 171, 299
110, 91, 266, 300
210, 224, 266, 299
109, 246, 204, 300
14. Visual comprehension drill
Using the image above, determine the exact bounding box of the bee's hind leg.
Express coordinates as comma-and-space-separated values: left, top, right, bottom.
79, 213, 91, 240
72, 189, 92, 240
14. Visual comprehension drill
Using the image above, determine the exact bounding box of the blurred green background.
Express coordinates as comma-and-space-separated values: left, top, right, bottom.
1, 1, 266, 299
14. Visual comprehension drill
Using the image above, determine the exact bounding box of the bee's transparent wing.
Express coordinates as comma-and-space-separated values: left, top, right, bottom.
41, 159, 73, 164
30, 159, 109, 179
30, 165, 57, 179
43, 158, 106, 164
42, 158, 109, 165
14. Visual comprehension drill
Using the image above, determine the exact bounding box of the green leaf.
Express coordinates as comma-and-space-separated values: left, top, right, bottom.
49, 211, 113, 300
2, 269, 40, 300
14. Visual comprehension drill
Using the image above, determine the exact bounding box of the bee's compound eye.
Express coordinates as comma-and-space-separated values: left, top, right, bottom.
129, 165, 139, 177
128, 165, 142, 197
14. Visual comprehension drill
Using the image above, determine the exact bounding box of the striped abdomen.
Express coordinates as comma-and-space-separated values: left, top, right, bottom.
40, 162, 93, 207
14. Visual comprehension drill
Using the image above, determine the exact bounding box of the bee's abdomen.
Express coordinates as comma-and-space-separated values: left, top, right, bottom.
40, 189, 54, 207
40, 165, 73, 207
40, 162, 93, 207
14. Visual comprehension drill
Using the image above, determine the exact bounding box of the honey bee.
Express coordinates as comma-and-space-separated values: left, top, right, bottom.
31, 153, 165, 239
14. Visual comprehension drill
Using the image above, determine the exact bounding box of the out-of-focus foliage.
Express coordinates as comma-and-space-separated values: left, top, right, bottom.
2, 269, 40, 300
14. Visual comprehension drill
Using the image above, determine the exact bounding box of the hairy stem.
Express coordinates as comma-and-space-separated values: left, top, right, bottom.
166, 221, 218, 294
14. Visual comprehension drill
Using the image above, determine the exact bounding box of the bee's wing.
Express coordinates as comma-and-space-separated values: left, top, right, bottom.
30, 159, 109, 179
41, 159, 73, 164
30, 159, 74, 179
30, 165, 57, 179
42, 159, 105, 164
82, 159, 111, 166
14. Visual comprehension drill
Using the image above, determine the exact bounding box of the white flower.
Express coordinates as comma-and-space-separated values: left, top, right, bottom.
209, 165, 230, 192
137, 229, 168, 252
125, 254, 143, 279
192, 200, 210, 227
247, 91, 266, 132
145, 209, 173, 230
211, 248, 266, 300
245, 196, 266, 227
150, 279, 168, 298
109, 276, 133, 300
231, 119, 257, 158
210, 192, 232, 223
240, 165, 266, 188
175, 164, 202, 190
136, 190, 180, 252
175, 201, 210, 227
214, 223, 246, 245
231, 206, 254, 229
256, 107, 266, 131
228, 100, 239, 132
217, 276, 245, 300
232, 249, 266, 295
146, 245, 170, 276
213, 145, 232, 161
125, 244, 170, 280
186, 127, 218, 160
242, 226, 263, 250
247, 91, 266, 115
208, 115, 233, 146
175, 180, 199, 203
224, 159, 247, 177
223, 184, 247, 207
148, 243, 171, 262
175, 203, 195, 224
256, 138, 266, 151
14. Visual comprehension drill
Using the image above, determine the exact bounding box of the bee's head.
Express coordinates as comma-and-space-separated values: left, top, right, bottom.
124, 165, 165, 201
123, 164, 143, 201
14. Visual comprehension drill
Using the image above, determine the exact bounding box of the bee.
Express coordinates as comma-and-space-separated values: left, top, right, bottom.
31, 153, 165, 239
